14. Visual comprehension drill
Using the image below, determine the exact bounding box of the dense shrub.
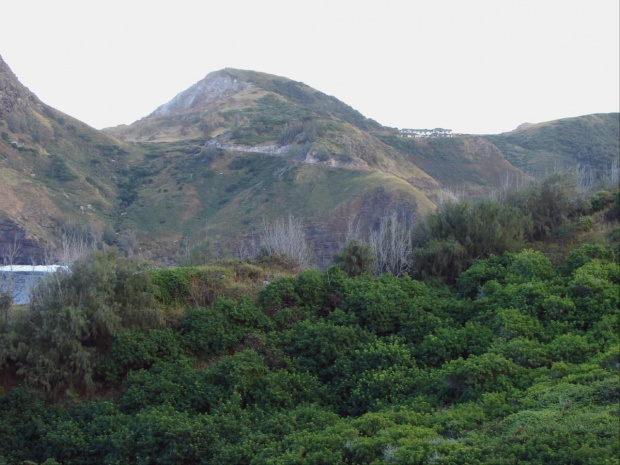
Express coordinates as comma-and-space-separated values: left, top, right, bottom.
505, 173, 587, 240
1, 241, 618, 463
3, 250, 163, 397
181, 296, 273, 356
333, 239, 375, 277
413, 199, 531, 280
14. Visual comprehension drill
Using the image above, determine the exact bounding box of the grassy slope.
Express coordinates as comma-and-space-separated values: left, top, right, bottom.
484, 113, 620, 175
122, 144, 435, 258
377, 134, 531, 197
0, 102, 140, 249
109, 71, 439, 258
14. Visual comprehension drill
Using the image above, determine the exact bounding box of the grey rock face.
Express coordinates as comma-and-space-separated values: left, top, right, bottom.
150, 72, 252, 117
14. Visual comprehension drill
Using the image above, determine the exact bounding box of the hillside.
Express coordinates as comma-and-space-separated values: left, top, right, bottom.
0, 55, 139, 261
484, 113, 620, 177
1, 55, 617, 264
105, 68, 540, 261
105, 69, 445, 261
377, 134, 532, 197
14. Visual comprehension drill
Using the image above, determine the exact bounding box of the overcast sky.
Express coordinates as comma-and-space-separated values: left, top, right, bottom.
1, 0, 618, 134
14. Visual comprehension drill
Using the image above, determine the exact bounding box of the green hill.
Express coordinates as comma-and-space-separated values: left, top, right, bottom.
0, 55, 140, 260
105, 69, 441, 261
484, 113, 620, 177
2, 56, 618, 264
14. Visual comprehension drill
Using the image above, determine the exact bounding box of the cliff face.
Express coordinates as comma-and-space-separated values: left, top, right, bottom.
0, 216, 44, 265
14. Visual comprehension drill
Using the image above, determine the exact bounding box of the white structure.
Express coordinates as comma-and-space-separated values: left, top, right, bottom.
398, 128, 453, 138
0, 265, 68, 305
0, 265, 67, 273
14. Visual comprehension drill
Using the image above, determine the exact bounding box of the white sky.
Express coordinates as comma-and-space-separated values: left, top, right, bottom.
1, 0, 618, 134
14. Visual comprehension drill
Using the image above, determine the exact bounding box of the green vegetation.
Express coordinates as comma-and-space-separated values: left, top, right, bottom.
1, 60, 619, 463
0, 189, 617, 464
485, 113, 620, 175
222, 69, 382, 132
46, 155, 78, 182
333, 239, 375, 277
413, 199, 531, 280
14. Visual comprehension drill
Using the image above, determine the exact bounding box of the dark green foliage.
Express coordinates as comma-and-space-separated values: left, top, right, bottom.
2, 250, 163, 397
457, 254, 509, 298
590, 189, 614, 212
331, 338, 420, 415
341, 273, 424, 335
505, 173, 587, 240
181, 296, 273, 356
437, 353, 526, 403
414, 199, 531, 280
605, 189, 620, 222
1, 243, 618, 464
46, 155, 77, 181
258, 275, 302, 314
277, 317, 372, 382
415, 322, 494, 367
563, 243, 615, 273
333, 239, 375, 277
102, 225, 116, 245
149, 265, 232, 307
110, 404, 213, 464
99, 328, 189, 384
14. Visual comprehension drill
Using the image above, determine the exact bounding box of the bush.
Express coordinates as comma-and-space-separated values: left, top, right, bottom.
181, 297, 273, 356
590, 190, 613, 212
414, 199, 531, 280
7, 250, 163, 397
333, 239, 375, 277
505, 173, 586, 240
46, 155, 77, 182
99, 328, 189, 384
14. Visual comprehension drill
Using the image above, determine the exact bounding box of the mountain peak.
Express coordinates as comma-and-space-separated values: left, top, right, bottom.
150, 69, 253, 117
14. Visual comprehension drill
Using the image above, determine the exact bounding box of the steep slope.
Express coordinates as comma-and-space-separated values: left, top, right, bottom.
484, 113, 620, 177
106, 69, 441, 261
0, 55, 136, 261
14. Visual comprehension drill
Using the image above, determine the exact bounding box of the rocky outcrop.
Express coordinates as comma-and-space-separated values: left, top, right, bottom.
150, 71, 252, 117
0, 216, 45, 265
0, 54, 42, 119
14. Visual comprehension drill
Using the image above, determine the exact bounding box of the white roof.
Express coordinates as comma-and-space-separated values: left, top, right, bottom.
0, 265, 68, 273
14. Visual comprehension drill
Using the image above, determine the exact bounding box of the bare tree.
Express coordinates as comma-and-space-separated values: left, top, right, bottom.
609, 159, 619, 187
237, 235, 259, 261
576, 163, 594, 192
369, 213, 412, 277
344, 213, 364, 244
1, 232, 23, 267
0, 233, 23, 323
435, 188, 461, 207
259, 215, 313, 269
57, 230, 95, 265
